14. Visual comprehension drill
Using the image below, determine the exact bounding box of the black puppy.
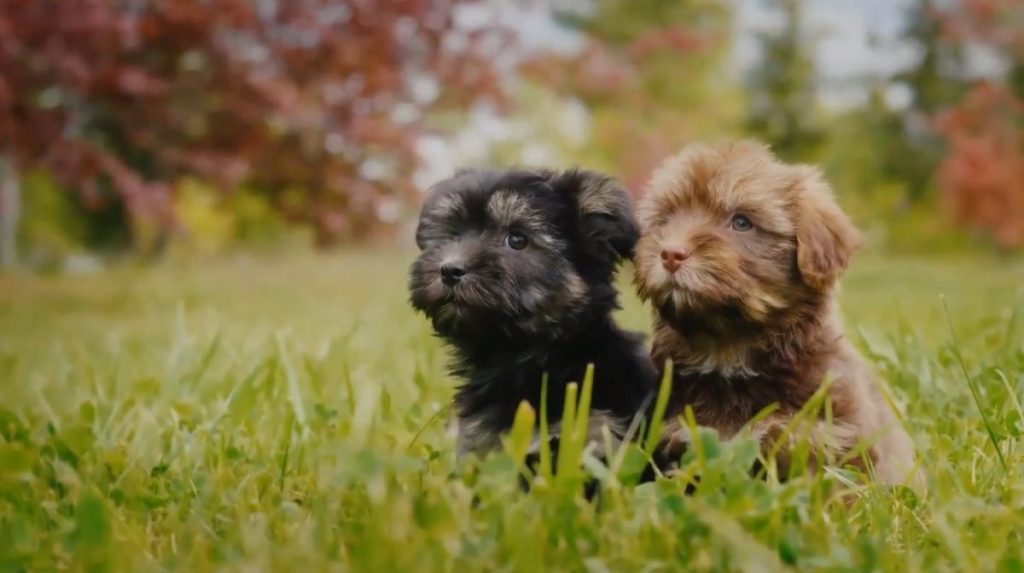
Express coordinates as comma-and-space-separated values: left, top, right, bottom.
409, 168, 658, 466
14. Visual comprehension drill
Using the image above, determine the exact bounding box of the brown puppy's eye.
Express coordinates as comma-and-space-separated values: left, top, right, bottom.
730, 214, 753, 232
505, 231, 528, 250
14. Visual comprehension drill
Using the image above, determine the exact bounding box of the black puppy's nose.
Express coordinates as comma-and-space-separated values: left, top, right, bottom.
440, 263, 467, 285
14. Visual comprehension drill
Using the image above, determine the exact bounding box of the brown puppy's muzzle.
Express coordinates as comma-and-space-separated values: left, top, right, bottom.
659, 248, 690, 273
637, 224, 752, 315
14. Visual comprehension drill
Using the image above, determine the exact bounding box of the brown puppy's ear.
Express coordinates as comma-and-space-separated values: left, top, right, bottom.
553, 169, 639, 262
794, 168, 862, 290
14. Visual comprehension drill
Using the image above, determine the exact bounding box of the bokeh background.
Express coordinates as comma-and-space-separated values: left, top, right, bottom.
2, 0, 1023, 270
3, 4, 1024, 570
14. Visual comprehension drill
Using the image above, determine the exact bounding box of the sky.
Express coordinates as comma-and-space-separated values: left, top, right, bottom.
469, 0, 924, 108
460, 0, 1009, 107
734, 0, 918, 108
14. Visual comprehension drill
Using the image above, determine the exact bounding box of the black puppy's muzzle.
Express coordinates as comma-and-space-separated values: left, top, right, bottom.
440, 262, 467, 286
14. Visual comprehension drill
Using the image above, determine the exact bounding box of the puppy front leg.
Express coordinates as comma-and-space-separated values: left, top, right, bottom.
749, 415, 871, 480
659, 420, 690, 474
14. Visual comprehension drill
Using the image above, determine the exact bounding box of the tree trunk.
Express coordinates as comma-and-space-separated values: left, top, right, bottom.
0, 156, 21, 271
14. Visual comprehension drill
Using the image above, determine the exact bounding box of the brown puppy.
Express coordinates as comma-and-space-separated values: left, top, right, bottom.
634, 141, 916, 485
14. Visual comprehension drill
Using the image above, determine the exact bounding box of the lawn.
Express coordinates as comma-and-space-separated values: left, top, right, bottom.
1, 251, 1022, 572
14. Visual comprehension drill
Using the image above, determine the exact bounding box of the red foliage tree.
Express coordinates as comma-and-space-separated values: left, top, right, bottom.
936, 83, 1024, 248
934, 0, 1024, 248
0, 0, 504, 250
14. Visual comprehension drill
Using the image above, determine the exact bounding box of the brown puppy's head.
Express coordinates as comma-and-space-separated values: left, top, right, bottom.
634, 141, 861, 336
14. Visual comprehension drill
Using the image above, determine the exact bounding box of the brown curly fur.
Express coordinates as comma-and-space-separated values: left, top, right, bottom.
634, 141, 917, 485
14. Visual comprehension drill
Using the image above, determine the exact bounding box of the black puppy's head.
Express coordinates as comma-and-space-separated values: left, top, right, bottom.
409, 168, 638, 341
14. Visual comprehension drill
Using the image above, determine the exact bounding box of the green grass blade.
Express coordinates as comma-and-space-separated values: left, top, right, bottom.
574, 364, 595, 449
507, 401, 537, 469
555, 382, 579, 483
643, 359, 674, 454
538, 373, 553, 478
942, 296, 1008, 473
276, 334, 309, 439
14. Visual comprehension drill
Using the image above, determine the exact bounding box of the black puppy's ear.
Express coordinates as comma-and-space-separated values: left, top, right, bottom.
553, 169, 640, 261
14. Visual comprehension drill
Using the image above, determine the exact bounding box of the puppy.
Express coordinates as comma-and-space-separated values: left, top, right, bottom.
409, 168, 657, 462
633, 141, 916, 485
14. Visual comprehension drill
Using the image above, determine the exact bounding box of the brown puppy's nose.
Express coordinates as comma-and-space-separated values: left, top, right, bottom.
660, 249, 689, 272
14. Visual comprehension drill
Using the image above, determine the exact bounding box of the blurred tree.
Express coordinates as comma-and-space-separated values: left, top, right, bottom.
524, 0, 739, 192
819, 0, 968, 251
231, 1, 506, 246
0, 0, 503, 258
744, 0, 823, 162
0, 157, 19, 269
935, 0, 1024, 249
0, 0, 255, 257
901, 0, 967, 114
882, 0, 966, 202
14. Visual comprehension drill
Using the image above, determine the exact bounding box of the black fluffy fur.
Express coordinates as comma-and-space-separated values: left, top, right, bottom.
408, 168, 658, 461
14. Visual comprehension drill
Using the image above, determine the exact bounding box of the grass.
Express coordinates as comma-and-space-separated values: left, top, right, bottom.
0, 251, 1022, 572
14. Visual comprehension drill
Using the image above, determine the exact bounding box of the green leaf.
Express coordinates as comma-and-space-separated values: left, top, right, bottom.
1004, 410, 1022, 438
72, 494, 111, 547
0, 408, 30, 443
0, 443, 38, 476
78, 401, 96, 424
778, 536, 799, 566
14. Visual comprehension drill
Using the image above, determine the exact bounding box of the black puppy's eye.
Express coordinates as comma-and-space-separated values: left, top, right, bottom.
505, 231, 528, 250
730, 214, 753, 232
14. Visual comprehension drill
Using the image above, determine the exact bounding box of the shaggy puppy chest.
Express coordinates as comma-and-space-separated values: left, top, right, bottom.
634, 141, 916, 485
409, 168, 657, 458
